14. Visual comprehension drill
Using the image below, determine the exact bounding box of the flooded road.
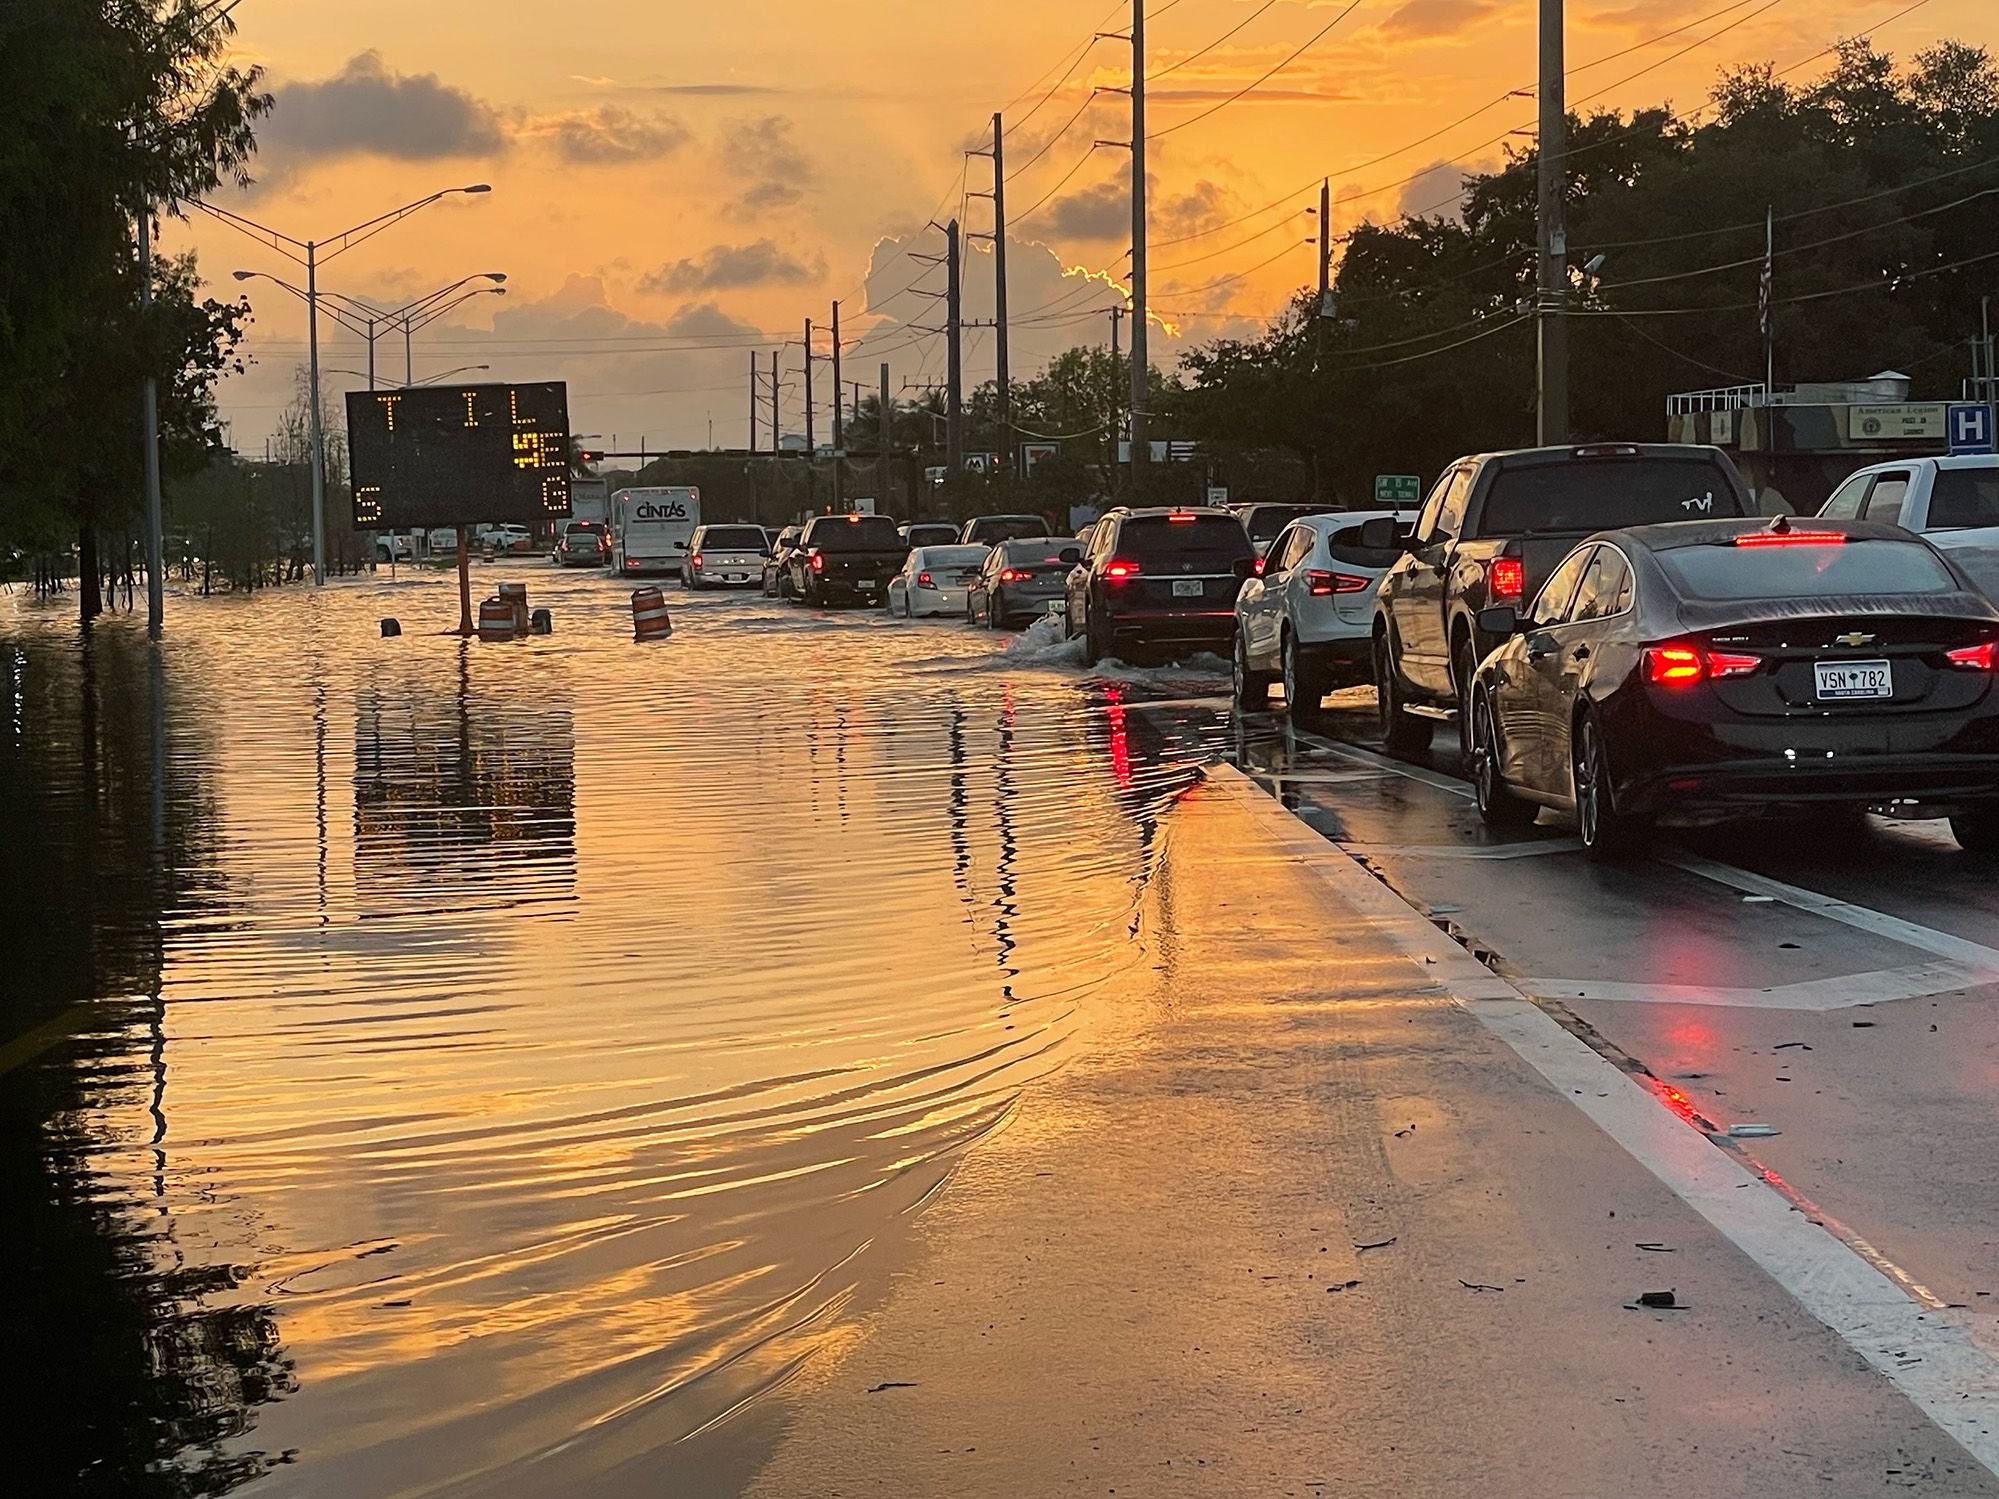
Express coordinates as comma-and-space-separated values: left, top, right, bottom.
3, 571, 1227, 1497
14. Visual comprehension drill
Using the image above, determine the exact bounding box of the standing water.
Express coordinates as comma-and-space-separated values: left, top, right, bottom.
2, 570, 1227, 1497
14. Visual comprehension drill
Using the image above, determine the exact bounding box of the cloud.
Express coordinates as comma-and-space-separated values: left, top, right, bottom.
640, 240, 826, 294
646, 83, 787, 97
1381, 0, 1501, 39
1150, 88, 1357, 102
262, 51, 504, 161
541, 106, 689, 163
1396, 160, 1473, 222
1036, 176, 1131, 240
659, 301, 764, 340
1158, 179, 1237, 238
717, 114, 813, 220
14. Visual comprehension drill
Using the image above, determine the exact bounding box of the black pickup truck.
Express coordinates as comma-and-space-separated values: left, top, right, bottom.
1370, 443, 1763, 753
788, 514, 907, 607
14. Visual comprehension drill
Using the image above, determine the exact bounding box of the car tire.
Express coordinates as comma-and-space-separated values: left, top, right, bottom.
1471, 689, 1536, 828
987, 588, 1005, 630
1082, 607, 1106, 667
1283, 631, 1329, 722
1452, 631, 1479, 763
1232, 632, 1273, 709
1951, 810, 1999, 854
1375, 631, 1428, 755
1574, 711, 1644, 860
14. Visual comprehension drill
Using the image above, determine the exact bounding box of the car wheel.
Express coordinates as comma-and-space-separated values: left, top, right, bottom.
1375, 631, 1428, 755
1951, 810, 1999, 854
1283, 631, 1328, 722
1452, 632, 1479, 763
1471, 689, 1536, 828
1574, 712, 1643, 860
987, 588, 1004, 630
1232, 631, 1273, 709
1082, 607, 1106, 667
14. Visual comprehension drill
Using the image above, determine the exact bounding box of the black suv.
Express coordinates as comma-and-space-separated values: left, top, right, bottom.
1065, 507, 1257, 663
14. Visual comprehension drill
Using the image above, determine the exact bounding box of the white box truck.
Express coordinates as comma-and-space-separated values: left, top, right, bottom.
570, 476, 610, 529
611, 487, 701, 577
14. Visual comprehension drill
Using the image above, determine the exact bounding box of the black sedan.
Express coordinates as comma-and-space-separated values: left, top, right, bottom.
1466, 517, 1999, 858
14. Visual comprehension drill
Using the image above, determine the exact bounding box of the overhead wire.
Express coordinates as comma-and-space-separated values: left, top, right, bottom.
1146, 0, 1364, 141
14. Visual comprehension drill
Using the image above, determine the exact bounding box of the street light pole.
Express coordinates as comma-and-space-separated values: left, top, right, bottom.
139, 200, 165, 635
306, 240, 326, 584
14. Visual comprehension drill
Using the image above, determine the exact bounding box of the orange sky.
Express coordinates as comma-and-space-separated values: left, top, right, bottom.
170, 0, 1999, 456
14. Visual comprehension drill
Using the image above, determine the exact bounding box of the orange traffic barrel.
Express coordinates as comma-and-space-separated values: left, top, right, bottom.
631, 587, 673, 640
498, 580, 529, 634
477, 596, 517, 641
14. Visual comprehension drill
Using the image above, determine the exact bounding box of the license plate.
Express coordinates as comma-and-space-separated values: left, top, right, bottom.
1044, 599, 1066, 617
1815, 659, 1892, 700
1172, 579, 1204, 598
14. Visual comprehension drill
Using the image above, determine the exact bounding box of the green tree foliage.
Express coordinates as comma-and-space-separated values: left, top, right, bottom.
1173, 39, 1999, 504
0, 3, 268, 600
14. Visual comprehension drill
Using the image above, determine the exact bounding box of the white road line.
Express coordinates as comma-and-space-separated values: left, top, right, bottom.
1519, 959, 1999, 1011
1670, 854, 1999, 970
1206, 761, 1999, 1477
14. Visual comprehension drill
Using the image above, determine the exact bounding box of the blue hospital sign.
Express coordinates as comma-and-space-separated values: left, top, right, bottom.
1948, 402, 1996, 456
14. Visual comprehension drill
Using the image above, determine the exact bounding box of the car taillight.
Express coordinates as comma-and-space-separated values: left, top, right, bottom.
691, 553, 704, 568
1305, 570, 1371, 596
917, 571, 934, 587
625, 559, 639, 571
1252, 556, 1266, 576
1732, 530, 1847, 548
1000, 568, 1028, 582
1947, 641, 1998, 670
1487, 556, 1524, 602
1644, 642, 1761, 685
810, 552, 824, 572
1104, 560, 1140, 580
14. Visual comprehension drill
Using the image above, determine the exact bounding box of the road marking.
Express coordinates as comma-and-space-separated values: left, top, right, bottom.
1518, 959, 1999, 1011
1670, 854, 1999, 970
1207, 761, 1999, 1477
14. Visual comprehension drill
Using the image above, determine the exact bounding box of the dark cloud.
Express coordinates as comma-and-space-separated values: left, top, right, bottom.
1396, 159, 1472, 222
544, 106, 689, 164
640, 240, 825, 294
1158, 179, 1236, 237
660, 301, 764, 339
1036, 177, 1130, 240
718, 115, 812, 221
1381, 0, 1501, 39
263, 51, 503, 161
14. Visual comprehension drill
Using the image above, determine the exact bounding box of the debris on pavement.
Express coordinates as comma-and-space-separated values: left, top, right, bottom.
1325, 1280, 1361, 1293
1631, 1290, 1683, 1310
1772, 1041, 1812, 1051
1458, 1280, 1504, 1293
1356, 1237, 1398, 1253
1727, 1123, 1781, 1138
868, 1382, 919, 1394
1634, 1243, 1675, 1253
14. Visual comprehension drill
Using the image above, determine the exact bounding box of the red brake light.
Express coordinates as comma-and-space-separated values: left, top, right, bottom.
1167, 512, 1196, 522
1252, 556, 1266, 576
1733, 530, 1847, 548
845, 513, 860, 523
1644, 642, 1761, 685
1947, 641, 1998, 671
1488, 556, 1525, 602
691, 553, 704, 568
917, 571, 934, 587
1000, 568, 1029, 582
810, 552, 824, 572
1305, 570, 1372, 596
1104, 560, 1141, 580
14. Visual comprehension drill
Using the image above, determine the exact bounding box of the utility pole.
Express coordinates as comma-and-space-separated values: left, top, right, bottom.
306, 239, 327, 585
879, 362, 892, 511
1110, 305, 1125, 450
831, 300, 845, 510
749, 351, 759, 454
992, 114, 1013, 476
770, 348, 781, 453
1318, 177, 1332, 310
1128, 0, 1150, 485
138, 195, 164, 636
946, 218, 964, 473
1535, 0, 1569, 447
804, 319, 817, 508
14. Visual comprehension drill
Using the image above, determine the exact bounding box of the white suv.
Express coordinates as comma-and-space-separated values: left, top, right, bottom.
1233, 508, 1414, 717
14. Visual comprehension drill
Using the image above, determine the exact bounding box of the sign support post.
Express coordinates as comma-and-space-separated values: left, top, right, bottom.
457, 526, 473, 635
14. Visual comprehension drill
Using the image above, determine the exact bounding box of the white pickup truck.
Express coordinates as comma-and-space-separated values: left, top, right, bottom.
1816, 454, 1999, 594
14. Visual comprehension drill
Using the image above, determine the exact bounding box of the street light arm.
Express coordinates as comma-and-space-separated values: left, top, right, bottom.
192, 197, 310, 260
234, 272, 376, 339
317, 185, 492, 266
387, 273, 504, 322
404, 285, 506, 334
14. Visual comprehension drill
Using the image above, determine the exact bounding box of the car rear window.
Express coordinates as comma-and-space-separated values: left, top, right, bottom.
921, 547, 990, 568
1243, 505, 1320, 543
701, 527, 767, 549
1480, 458, 1744, 535
1657, 539, 1957, 600
968, 516, 1045, 542
1116, 516, 1255, 567
1326, 520, 1403, 569
999, 538, 1066, 561
807, 516, 903, 551
1929, 469, 1999, 529
906, 526, 959, 545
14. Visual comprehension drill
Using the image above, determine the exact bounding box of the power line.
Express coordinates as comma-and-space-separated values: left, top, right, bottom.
1146, 0, 1363, 141
1154, 0, 1278, 82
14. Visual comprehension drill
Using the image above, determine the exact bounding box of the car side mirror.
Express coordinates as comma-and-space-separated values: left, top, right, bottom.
1232, 557, 1259, 580
1356, 517, 1397, 550
1475, 606, 1519, 636
1060, 547, 1082, 566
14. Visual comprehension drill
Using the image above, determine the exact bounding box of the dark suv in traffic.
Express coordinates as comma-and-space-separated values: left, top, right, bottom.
1065, 507, 1257, 663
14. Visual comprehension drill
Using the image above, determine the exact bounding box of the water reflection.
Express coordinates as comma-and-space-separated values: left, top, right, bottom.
3, 580, 1226, 1497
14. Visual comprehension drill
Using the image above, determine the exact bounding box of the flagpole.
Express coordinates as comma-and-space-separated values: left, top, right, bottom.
1763, 205, 1775, 397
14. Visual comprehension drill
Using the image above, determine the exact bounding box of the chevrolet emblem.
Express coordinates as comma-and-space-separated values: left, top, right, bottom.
1834, 631, 1876, 648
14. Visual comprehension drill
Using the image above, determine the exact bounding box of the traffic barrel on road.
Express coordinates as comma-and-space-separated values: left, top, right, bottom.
380, 618, 401, 637
530, 608, 552, 635
631, 587, 673, 640
477, 596, 517, 641
498, 580, 529, 635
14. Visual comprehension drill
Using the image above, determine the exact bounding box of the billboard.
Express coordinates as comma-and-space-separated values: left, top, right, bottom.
347, 382, 572, 531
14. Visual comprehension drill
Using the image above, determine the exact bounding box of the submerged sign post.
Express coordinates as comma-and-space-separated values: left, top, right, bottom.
347, 381, 572, 633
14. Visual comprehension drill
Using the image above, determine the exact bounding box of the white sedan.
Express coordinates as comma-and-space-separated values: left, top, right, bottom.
887, 544, 990, 618
1233, 507, 1415, 717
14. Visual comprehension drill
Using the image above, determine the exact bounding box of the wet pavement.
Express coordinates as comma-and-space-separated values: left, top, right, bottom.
15, 566, 1999, 1495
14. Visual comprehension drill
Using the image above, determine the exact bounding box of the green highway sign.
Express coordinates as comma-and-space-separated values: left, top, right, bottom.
1374, 473, 1422, 505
